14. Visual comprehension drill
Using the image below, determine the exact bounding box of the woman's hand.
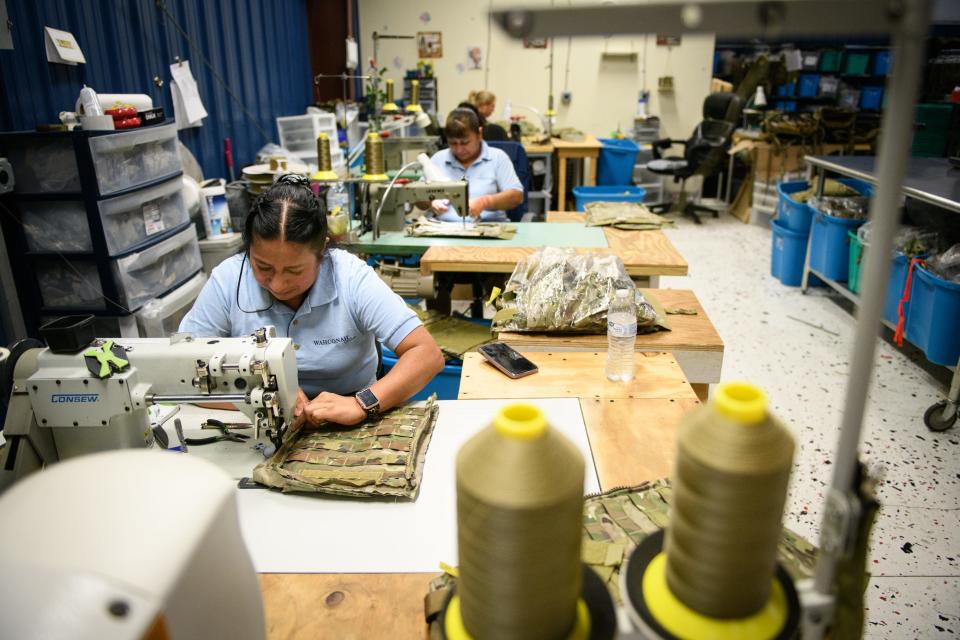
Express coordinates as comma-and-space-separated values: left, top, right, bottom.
468, 195, 492, 218
304, 392, 367, 427
430, 199, 450, 214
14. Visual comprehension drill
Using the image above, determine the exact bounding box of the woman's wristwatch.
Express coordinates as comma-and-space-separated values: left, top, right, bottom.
355, 387, 380, 417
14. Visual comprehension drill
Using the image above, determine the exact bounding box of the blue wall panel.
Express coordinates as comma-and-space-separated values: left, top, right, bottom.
0, 0, 312, 178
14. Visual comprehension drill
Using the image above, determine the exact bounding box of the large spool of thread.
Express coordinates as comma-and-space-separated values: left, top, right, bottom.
406, 79, 423, 113
664, 382, 795, 619
363, 132, 387, 181
454, 404, 585, 640
382, 79, 400, 114
311, 132, 338, 181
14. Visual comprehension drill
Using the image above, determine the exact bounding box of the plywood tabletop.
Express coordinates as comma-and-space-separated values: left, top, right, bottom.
497, 289, 723, 354
457, 351, 696, 401
419, 229, 687, 276
551, 134, 603, 150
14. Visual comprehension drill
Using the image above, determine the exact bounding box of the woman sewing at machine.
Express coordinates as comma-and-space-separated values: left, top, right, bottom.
179, 174, 444, 427
465, 90, 509, 142
429, 108, 523, 223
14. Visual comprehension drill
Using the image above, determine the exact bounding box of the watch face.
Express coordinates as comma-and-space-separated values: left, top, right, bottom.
357, 388, 379, 410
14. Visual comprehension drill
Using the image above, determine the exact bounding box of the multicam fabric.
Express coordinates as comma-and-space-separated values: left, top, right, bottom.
406, 217, 517, 239
584, 202, 673, 230
424, 479, 819, 635
491, 247, 669, 334
252, 396, 438, 499
410, 305, 494, 361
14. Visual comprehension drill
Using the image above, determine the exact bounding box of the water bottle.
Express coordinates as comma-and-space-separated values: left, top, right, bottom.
606, 288, 637, 381
326, 181, 350, 216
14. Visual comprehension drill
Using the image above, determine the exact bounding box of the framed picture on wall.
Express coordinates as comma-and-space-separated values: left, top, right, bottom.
523, 38, 548, 49
417, 31, 442, 58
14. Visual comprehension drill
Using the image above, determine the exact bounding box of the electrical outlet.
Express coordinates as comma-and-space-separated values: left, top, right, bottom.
561, 91, 572, 105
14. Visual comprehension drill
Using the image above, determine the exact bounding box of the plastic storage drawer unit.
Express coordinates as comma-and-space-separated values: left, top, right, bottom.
136, 271, 207, 337
89, 124, 181, 196
111, 224, 202, 310
20, 176, 188, 256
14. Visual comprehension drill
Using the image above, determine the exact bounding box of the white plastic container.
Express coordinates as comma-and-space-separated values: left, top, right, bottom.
606, 288, 637, 382
198, 232, 243, 275
136, 271, 207, 336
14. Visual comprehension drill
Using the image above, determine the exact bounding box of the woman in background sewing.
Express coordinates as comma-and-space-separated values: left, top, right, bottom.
466, 90, 508, 141
180, 174, 444, 427
429, 108, 523, 223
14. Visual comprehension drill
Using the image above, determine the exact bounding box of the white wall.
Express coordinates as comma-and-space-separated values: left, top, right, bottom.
358, 0, 716, 140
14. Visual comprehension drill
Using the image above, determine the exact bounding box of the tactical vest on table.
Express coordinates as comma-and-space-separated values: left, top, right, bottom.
252, 396, 439, 499
405, 217, 517, 240
584, 202, 673, 230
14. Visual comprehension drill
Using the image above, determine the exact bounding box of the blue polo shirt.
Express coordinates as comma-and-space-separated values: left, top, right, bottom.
178, 249, 421, 397
430, 142, 523, 222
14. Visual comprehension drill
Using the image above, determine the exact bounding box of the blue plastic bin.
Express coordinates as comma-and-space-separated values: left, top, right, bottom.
860, 86, 883, 110
597, 138, 640, 185
776, 181, 814, 233
573, 186, 646, 212
904, 265, 960, 366
874, 50, 892, 75
807, 178, 872, 282
775, 101, 797, 113
382, 349, 461, 400
798, 74, 820, 97
776, 83, 796, 97
770, 219, 809, 286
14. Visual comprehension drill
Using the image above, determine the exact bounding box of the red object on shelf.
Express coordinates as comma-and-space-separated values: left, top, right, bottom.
105, 104, 138, 119
112, 116, 141, 129
950, 86, 960, 104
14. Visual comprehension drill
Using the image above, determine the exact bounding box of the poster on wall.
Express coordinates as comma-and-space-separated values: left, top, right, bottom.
417, 31, 442, 58
468, 46, 483, 70
523, 38, 548, 49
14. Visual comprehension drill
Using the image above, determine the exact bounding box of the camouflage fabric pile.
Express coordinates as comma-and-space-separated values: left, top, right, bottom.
252, 396, 439, 499
584, 202, 673, 230
491, 247, 669, 334
406, 217, 517, 239
424, 479, 819, 636
410, 305, 494, 362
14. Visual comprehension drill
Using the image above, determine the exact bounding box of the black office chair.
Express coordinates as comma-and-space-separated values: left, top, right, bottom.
486, 140, 531, 222
647, 92, 744, 224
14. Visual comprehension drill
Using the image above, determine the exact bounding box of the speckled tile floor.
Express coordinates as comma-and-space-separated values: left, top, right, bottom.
659, 214, 959, 637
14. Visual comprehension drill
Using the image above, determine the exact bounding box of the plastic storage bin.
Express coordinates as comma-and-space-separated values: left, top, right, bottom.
1, 136, 81, 193
848, 230, 864, 294
775, 83, 796, 97
776, 180, 814, 233
801, 51, 821, 70
819, 49, 841, 72
874, 50, 892, 75
597, 138, 640, 186
770, 219, 809, 286
111, 224, 202, 310
905, 265, 960, 366
775, 101, 797, 113
860, 86, 883, 110
198, 232, 244, 275
843, 52, 871, 75
809, 214, 867, 282
136, 271, 207, 337
88, 124, 181, 196
21, 201, 93, 252
798, 74, 821, 97
573, 186, 646, 211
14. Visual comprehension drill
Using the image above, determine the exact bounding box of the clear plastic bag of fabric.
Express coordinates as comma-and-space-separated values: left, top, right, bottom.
491, 247, 669, 333
857, 223, 938, 257
925, 243, 960, 283
809, 195, 870, 219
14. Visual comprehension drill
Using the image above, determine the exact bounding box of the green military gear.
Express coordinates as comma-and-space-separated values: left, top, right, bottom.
424, 478, 818, 635
405, 217, 517, 240
584, 202, 673, 230
83, 340, 129, 378
252, 396, 439, 499
410, 305, 493, 362
491, 247, 670, 334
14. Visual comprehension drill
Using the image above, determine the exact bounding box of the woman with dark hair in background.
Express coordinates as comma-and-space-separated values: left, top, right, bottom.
179, 174, 444, 426
430, 108, 523, 222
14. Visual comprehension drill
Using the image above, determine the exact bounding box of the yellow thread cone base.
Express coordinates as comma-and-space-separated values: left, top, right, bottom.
642, 553, 788, 640
310, 170, 339, 181
405, 104, 423, 112
494, 403, 546, 440
713, 381, 768, 424
444, 595, 590, 640
362, 173, 388, 182
382, 103, 400, 113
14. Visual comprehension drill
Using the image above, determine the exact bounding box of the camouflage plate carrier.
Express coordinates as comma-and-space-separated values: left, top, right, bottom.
252, 396, 439, 500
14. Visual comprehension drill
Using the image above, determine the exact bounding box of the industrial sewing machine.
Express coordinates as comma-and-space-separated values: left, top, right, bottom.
368, 177, 469, 237
0, 317, 298, 492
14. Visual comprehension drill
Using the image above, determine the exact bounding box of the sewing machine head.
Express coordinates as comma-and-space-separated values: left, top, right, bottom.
370, 180, 470, 233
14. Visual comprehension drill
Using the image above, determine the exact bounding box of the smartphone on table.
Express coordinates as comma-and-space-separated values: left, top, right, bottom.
478, 342, 539, 379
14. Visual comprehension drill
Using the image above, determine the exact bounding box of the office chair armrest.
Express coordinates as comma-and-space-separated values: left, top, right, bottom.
651, 138, 686, 159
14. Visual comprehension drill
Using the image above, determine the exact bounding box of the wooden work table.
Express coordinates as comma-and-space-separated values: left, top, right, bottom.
497, 288, 723, 401
552, 135, 603, 211
258, 353, 699, 639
